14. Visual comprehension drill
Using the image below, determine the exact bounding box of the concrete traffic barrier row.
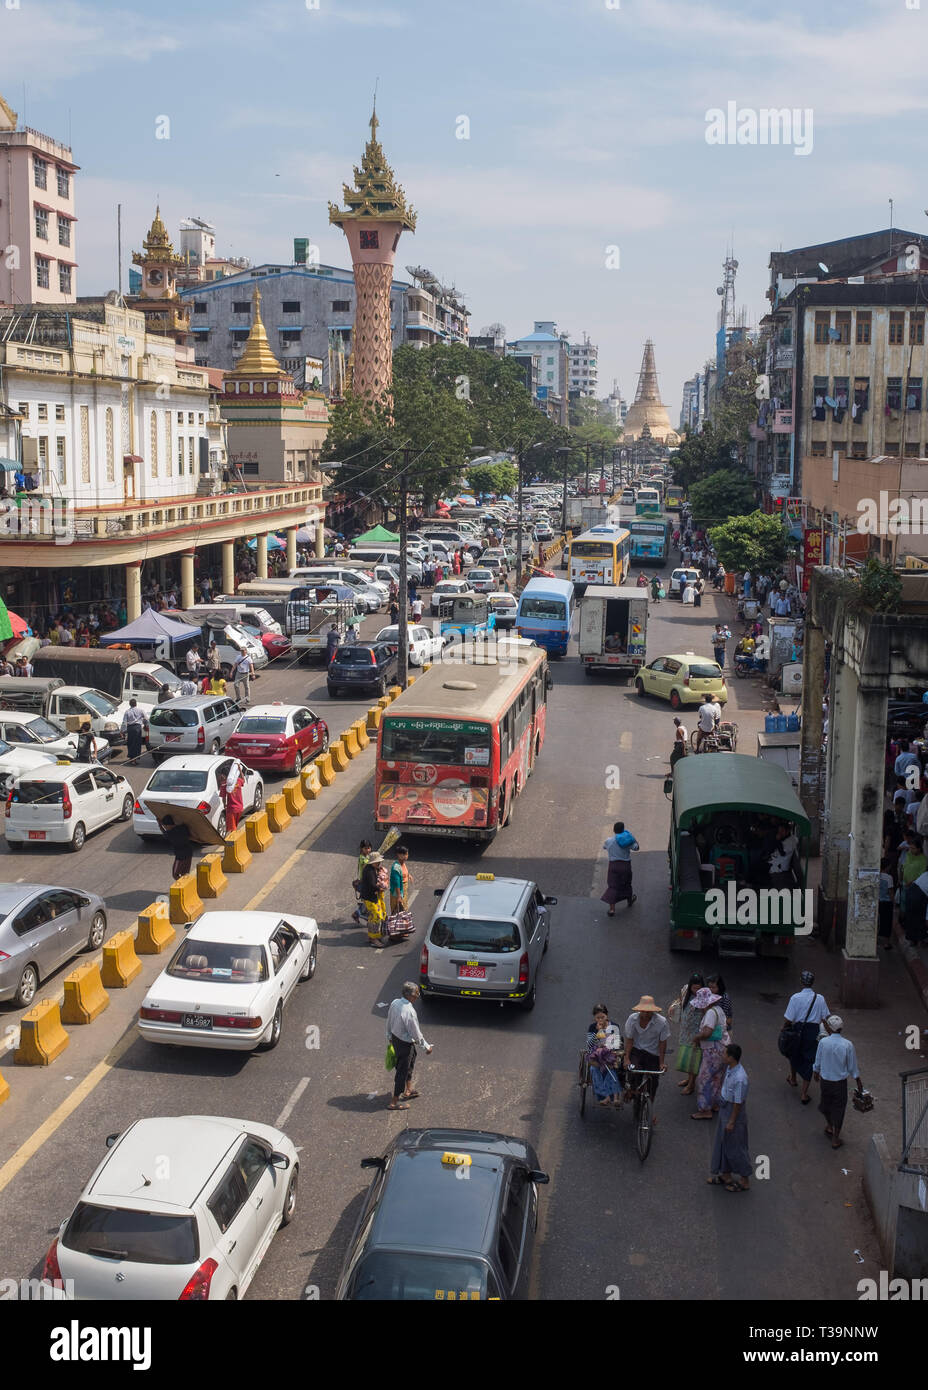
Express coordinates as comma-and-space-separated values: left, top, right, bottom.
353, 718, 370, 750
61, 961, 110, 1025
244, 809, 273, 853
15, 999, 69, 1066
329, 738, 350, 772
366, 705, 382, 733
302, 764, 323, 799
283, 777, 307, 817
0, 1072, 9, 1106
341, 726, 360, 760
314, 751, 336, 786
102, 930, 143, 989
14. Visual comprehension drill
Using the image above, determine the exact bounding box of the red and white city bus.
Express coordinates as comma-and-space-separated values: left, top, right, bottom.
374, 646, 549, 841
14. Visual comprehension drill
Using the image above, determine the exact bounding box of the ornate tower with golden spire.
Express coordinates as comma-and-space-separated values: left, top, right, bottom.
130, 206, 191, 344
328, 108, 416, 403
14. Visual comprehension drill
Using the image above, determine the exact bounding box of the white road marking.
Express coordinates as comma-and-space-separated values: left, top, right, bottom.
275, 1076, 310, 1129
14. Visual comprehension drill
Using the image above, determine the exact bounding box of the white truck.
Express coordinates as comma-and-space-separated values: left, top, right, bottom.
581, 503, 609, 532
578, 584, 649, 681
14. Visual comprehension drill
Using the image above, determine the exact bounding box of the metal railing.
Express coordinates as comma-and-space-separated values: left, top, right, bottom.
900, 1066, 928, 1173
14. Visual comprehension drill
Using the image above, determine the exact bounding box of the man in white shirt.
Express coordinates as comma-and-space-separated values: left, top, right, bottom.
411, 596, 424, 623
813, 1015, 862, 1149
894, 742, 920, 779
186, 645, 202, 675
385, 983, 433, 1111
232, 651, 254, 705
623, 995, 670, 1117
695, 698, 718, 752
768, 823, 799, 887
782, 970, 830, 1102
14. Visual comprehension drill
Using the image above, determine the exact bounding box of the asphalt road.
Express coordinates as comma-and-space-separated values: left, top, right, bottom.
0, 528, 904, 1301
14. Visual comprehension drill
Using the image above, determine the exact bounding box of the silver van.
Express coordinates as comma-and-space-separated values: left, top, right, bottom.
419, 874, 557, 1012
148, 694, 243, 759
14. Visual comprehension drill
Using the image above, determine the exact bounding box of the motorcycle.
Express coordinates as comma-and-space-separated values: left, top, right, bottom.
734, 652, 768, 679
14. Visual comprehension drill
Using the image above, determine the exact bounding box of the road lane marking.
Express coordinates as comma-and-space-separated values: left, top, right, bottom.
275, 1076, 310, 1129
0, 1028, 137, 1195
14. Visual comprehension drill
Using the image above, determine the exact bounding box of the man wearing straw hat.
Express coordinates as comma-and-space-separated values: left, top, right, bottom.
623, 995, 670, 1121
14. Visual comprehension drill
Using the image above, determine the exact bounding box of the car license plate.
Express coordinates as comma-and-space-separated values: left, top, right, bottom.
165, 733, 181, 742
28, 830, 46, 840
458, 962, 486, 979
182, 1013, 212, 1029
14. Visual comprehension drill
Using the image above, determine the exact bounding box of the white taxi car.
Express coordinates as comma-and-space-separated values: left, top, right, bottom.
138, 910, 318, 1051
132, 755, 264, 840
5, 765, 134, 852
43, 1115, 298, 1301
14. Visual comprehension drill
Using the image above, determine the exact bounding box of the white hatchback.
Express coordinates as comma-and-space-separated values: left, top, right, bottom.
133, 755, 264, 840
43, 1115, 299, 1301
138, 910, 318, 1051
374, 624, 445, 667
5, 765, 134, 852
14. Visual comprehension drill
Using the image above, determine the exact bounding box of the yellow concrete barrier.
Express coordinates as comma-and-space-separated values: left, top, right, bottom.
421, 662, 432, 673
283, 777, 307, 816
301, 764, 323, 799
353, 718, 370, 750
14, 1000, 69, 1065
223, 825, 252, 873
101, 930, 143, 989
388, 685, 402, 701
329, 738, 350, 772
266, 793, 291, 833
378, 695, 391, 710
0, 1073, 9, 1107
341, 726, 360, 759
61, 961, 110, 1025
405, 675, 416, 689
314, 750, 336, 786
170, 872, 204, 926
244, 809, 273, 852
197, 852, 228, 899
136, 901, 177, 953
367, 705, 382, 733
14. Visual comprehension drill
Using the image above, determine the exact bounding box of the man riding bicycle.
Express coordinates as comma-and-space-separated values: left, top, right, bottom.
695, 697, 720, 752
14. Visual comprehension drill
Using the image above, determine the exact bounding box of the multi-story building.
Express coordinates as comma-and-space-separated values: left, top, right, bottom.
0, 93, 78, 305
568, 334, 598, 396
680, 377, 701, 433
506, 322, 569, 425
752, 228, 928, 556
179, 260, 468, 391
0, 298, 323, 625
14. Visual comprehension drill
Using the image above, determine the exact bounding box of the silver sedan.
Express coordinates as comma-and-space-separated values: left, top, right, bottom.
0, 883, 107, 1007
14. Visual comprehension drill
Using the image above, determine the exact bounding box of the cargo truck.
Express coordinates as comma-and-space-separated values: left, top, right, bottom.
577, 584, 649, 680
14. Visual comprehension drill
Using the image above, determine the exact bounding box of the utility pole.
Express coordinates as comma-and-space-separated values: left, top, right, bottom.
584, 444, 590, 496
396, 448, 410, 688
559, 447, 570, 534
516, 442, 525, 590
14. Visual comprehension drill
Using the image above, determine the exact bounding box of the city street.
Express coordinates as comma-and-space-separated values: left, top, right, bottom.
0, 545, 915, 1302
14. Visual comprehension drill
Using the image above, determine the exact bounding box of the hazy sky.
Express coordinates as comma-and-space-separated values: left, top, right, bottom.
2, 0, 925, 420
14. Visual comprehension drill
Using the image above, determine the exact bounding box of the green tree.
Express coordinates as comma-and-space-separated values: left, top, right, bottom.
467, 462, 518, 497
689, 469, 758, 529
709, 510, 788, 573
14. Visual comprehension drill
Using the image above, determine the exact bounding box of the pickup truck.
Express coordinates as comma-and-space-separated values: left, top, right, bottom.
30, 649, 183, 709
0, 676, 131, 745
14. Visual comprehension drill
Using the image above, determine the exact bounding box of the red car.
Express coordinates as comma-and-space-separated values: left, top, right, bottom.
254, 630, 291, 660
224, 702, 328, 775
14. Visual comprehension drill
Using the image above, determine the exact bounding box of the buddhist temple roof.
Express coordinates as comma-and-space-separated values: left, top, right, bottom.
328, 107, 417, 231
226, 286, 286, 379
132, 205, 185, 269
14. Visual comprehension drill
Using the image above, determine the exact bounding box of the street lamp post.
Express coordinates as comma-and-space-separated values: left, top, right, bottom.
515, 442, 544, 588
557, 446, 572, 534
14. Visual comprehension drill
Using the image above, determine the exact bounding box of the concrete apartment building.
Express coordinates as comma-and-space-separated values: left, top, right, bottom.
753, 229, 928, 564
568, 333, 598, 396
507, 321, 570, 425
0, 93, 78, 304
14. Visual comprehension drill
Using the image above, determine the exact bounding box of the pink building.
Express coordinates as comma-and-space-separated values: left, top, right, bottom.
0, 93, 78, 305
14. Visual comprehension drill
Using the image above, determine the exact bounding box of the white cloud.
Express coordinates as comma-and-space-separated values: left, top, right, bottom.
0, 2, 181, 86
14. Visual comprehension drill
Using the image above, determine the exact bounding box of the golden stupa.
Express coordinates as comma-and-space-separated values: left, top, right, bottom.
623, 339, 679, 444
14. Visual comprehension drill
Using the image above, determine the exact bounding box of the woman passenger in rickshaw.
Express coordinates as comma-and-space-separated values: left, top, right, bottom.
586, 1004, 625, 1106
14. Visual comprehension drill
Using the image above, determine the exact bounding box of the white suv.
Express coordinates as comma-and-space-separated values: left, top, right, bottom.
43, 1115, 299, 1301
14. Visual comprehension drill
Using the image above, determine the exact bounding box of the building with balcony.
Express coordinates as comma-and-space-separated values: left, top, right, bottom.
403, 265, 469, 350
752, 228, 928, 526
0, 298, 323, 626
568, 333, 598, 396
0, 92, 79, 305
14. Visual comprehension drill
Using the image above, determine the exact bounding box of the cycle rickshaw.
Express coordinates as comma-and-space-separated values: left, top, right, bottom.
577, 1044, 662, 1162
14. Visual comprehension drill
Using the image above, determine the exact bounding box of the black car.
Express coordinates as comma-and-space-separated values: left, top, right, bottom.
327, 641, 399, 698
887, 698, 928, 740
335, 1129, 549, 1301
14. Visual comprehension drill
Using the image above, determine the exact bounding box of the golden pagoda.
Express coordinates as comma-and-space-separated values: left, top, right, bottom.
327, 109, 417, 233
624, 339, 678, 444
226, 286, 284, 379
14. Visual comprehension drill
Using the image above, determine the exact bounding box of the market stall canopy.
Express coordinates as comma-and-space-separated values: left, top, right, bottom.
353, 524, 400, 544
4, 609, 30, 638
295, 527, 316, 544
0, 596, 15, 642
246, 534, 285, 552
97, 610, 202, 646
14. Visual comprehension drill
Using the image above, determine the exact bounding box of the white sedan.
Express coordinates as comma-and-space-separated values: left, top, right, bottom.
132, 755, 264, 840
467, 568, 497, 594
430, 578, 470, 616
0, 736, 58, 797
0, 711, 111, 763
138, 910, 319, 1052
375, 624, 446, 666
43, 1115, 298, 1301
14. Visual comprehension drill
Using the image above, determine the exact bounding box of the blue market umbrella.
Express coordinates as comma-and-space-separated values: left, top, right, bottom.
246, 534, 285, 552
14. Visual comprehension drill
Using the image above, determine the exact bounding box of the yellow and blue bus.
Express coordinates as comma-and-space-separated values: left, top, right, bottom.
567, 524, 631, 586
634, 487, 662, 519
515, 577, 575, 657
665, 485, 685, 512
629, 519, 670, 565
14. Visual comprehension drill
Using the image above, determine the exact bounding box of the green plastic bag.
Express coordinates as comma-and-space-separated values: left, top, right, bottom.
385, 1043, 397, 1071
